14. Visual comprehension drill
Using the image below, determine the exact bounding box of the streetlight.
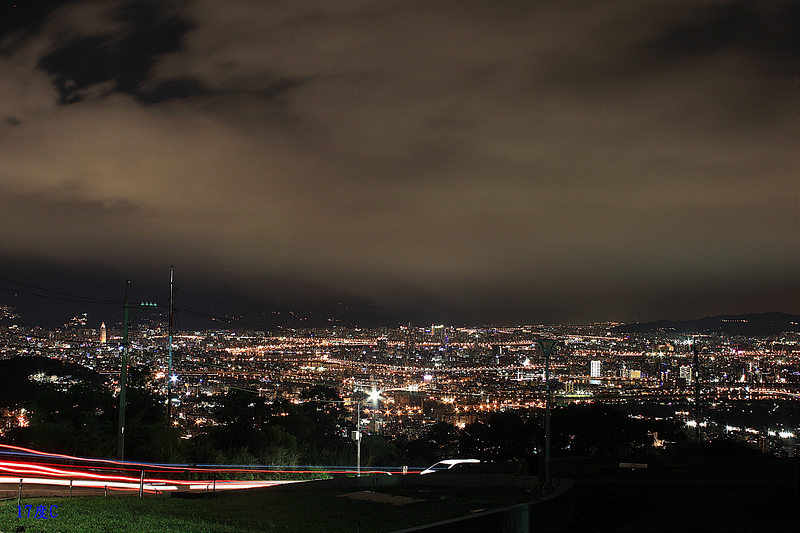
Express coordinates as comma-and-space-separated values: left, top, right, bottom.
691, 339, 701, 443
537, 339, 558, 492
354, 388, 382, 477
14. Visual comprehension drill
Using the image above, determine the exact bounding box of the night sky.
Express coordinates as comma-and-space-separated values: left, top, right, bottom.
0, 0, 797, 329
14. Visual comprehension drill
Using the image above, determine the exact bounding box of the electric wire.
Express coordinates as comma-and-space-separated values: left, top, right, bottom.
0, 275, 120, 305
0, 275, 286, 332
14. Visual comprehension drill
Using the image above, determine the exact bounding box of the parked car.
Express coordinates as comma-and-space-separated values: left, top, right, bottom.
420, 458, 480, 475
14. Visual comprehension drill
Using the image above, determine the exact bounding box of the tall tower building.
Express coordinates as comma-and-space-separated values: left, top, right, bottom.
100, 322, 107, 344
406, 322, 415, 353
590, 360, 601, 378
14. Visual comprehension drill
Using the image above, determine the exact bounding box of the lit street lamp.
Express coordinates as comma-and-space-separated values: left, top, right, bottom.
691, 339, 702, 443
354, 388, 382, 477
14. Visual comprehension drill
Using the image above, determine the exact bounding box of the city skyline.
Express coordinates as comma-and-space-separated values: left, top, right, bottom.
1, 0, 797, 328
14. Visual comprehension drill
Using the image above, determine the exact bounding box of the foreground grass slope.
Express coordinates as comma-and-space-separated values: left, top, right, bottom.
1, 483, 539, 533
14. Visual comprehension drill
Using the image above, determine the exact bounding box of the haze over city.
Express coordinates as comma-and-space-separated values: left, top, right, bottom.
2, 4, 800, 532
1, 0, 797, 328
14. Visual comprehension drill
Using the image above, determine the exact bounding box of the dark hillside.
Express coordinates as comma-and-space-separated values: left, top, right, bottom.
612, 312, 800, 336
0, 356, 105, 405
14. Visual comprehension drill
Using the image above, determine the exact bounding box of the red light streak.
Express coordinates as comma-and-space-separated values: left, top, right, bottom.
0, 443, 420, 492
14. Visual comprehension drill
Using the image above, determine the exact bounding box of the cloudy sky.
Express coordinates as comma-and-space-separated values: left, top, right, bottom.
0, 0, 797, 328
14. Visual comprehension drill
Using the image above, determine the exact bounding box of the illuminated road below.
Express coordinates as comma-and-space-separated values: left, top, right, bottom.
0, 476, 295, 497
0, 443, 405, 497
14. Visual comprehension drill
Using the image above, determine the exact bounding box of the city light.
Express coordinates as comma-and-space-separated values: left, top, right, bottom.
0, 320, 796, 461
366, 388, 382, 403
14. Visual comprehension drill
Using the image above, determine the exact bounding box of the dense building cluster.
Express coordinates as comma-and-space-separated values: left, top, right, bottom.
1, 320, 798, 457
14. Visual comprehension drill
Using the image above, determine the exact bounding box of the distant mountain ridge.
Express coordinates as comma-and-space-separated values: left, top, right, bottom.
612, 312, 800, 337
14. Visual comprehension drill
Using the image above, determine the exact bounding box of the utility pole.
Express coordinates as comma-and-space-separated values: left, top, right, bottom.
117, 280, 157, 460
117, 280, 131, 460
356, 400, 362, 478
167, 265, 174, 419
537, 339, 558, 492
693, 340, 701, 442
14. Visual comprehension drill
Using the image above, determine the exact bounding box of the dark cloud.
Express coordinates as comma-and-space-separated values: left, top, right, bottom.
0, 0, 76, 42
37, 1, 193, 104
0, 0, 796, 327
137, 77, 208, 103
641, 0, 799, 74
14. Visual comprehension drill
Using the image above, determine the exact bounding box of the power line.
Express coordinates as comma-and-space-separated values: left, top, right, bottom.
174, 306, 283, 332
0, 275, 120, 305
0, 274, 284, 332
0, 284, 121, 306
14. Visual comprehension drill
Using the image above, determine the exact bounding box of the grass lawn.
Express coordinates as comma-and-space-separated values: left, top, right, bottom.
0, 483, 540, 533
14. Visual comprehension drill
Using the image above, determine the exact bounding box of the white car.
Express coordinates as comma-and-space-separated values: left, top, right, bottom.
420, 458, 480, 475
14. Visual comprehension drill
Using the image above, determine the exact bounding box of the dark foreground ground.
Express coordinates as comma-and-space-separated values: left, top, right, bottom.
566, 478, 798, 533
390, 455, 799, 533
0, 455, 797, 533
559, 455, 799, 533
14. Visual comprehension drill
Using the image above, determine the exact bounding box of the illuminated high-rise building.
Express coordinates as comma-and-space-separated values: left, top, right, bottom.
590, 360, 601, 378
100, 322, 107, 344
406, 322, 415, 353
